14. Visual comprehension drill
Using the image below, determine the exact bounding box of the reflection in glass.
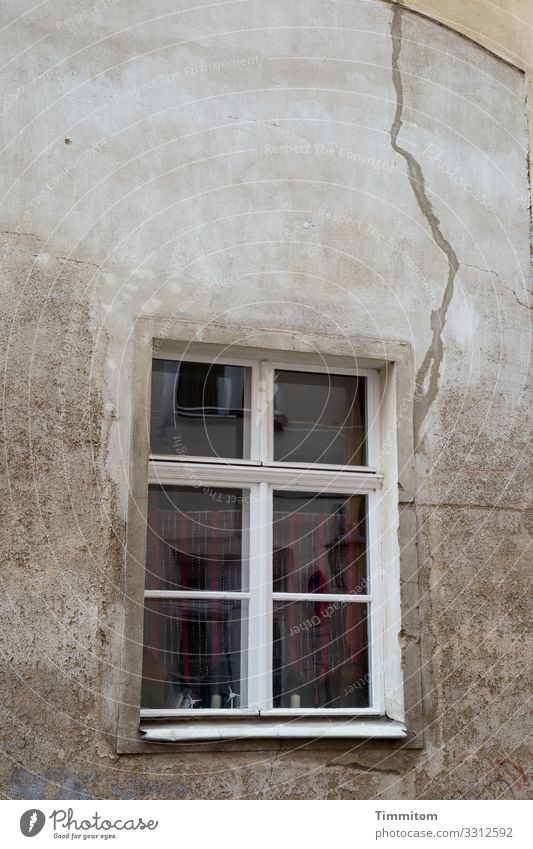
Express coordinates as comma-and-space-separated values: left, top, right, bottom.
273, 370, 366, 465
273, 492, 367, 595
150, 359, 251, 459
145, 486, 248, 592
273, 600, 369, 708
141, 599, 247, 710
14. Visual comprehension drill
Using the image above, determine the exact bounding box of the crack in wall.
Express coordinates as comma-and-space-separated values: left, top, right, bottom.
256, 740, 283, 797
462, 263, 532, 311
390, 5, 460, 448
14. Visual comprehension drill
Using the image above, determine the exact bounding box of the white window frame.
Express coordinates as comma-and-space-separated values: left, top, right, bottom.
140, 350, 393, 722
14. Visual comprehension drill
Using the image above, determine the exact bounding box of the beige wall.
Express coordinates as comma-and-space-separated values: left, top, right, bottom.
400, 0, 533, 70
398, 0, 533, 166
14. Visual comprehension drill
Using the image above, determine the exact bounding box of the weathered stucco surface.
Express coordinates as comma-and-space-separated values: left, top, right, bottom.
1, 0, 531, 798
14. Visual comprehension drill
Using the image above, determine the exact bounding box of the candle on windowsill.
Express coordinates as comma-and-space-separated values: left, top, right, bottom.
290, 694, 301, 709
210, 694, 222, 709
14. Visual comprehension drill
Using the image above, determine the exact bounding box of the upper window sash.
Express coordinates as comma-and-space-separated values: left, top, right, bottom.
150, 354, 258, 462
263, 361, 376, 470
150, 353, 381, 473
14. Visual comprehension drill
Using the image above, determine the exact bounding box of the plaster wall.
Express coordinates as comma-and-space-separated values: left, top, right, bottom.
1, 0, 531, 799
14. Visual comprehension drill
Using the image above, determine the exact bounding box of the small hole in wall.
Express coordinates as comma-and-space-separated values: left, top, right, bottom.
64, 138, 72, 144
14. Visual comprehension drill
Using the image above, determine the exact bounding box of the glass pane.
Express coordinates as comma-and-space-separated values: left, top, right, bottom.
273, 370, 366, 465
146, 485, 248, 592
141, 599, 247, 710
273, 600, 369, 708
150, 359, 251, 459
273, 492, 367, 595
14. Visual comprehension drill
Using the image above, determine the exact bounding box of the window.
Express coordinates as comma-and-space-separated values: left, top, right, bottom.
140, 352, 394, 723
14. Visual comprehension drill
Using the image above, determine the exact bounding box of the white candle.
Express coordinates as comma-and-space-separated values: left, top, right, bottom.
210, 694, 222, 709
290, 694, 301, 708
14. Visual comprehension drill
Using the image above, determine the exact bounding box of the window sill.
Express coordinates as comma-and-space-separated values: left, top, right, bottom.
139, 718, 407, 742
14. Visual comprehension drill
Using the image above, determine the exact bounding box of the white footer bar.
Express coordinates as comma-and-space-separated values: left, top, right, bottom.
139, 719, 407, 741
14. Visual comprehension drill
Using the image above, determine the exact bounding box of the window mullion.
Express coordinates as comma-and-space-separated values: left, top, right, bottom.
367, 489, 384, 712
247, 481, 272, 711
258, 360, 274, 464
262, 482, 273, 710
248, 360, 260, 462
366, 369, 381, 470
145, 590, 250, 600
148, 459, 381, 492
272, 593, 371, 603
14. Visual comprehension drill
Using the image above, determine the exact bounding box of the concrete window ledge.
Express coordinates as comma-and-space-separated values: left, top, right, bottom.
139, 719, 407, 742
